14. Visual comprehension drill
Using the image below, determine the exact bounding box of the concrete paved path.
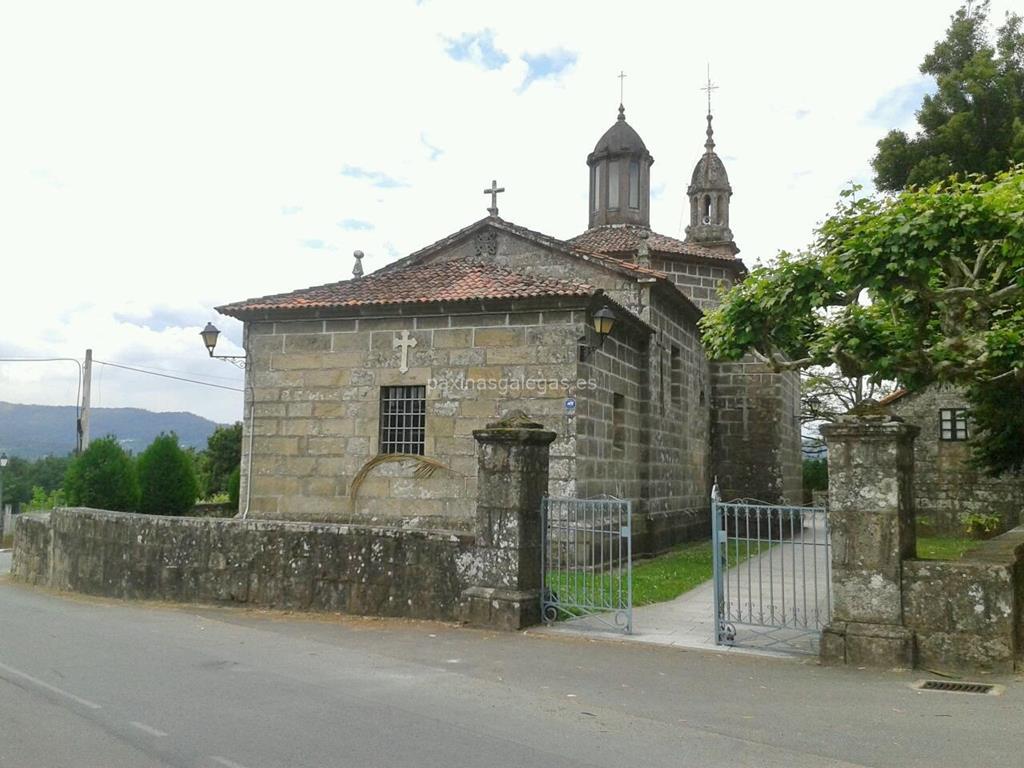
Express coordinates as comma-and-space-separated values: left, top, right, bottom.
0, 573, 1021, 767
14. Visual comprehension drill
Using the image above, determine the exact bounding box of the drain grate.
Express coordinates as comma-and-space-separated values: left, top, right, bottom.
916, 680, 996, 695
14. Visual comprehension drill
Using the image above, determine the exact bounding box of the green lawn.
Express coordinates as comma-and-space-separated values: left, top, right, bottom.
916, 536, 978, 561
546, 539, 770, 610
630, 540, 720, 605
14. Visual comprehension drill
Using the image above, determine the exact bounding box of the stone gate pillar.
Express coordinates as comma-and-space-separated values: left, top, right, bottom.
820, 411, 919, 668
460, 411, 556, 630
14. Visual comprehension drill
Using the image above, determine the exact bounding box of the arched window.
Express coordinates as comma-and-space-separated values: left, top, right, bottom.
593, 165, 601, 211
703, 195, 712, 223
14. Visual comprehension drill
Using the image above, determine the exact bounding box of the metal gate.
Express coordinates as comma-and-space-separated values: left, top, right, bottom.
712, 496, 831, 652
541, 496, 632, 634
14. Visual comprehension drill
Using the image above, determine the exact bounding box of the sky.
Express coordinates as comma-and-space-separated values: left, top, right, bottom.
0, 0, 1014, 426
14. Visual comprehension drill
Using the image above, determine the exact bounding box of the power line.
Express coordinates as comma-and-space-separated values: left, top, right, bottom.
93, 360, 243, 392
98, 358, 242, 383
0, 357, 83, 425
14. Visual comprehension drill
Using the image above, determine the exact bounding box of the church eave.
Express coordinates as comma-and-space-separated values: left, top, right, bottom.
218, 292, 596, 323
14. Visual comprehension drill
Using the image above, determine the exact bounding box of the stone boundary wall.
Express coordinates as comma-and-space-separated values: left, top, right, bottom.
822, 412, 1024, 673
14, 508, 476, 621
11, 513, 51, 586
12, 414, 557, 632
903, 525, 1024, 672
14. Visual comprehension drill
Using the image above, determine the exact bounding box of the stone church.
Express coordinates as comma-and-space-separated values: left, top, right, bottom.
217, 103, 802, 555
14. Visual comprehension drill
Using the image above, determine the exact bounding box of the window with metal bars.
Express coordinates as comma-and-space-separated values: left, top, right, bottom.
939, 408, 968, 441
379, 385, 426, 455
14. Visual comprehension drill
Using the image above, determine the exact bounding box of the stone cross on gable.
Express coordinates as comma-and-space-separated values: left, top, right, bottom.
483, 179, 505, 217
393, 329, 417, 374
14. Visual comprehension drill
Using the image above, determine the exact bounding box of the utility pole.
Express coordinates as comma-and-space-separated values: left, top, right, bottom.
79, 349, 92, 453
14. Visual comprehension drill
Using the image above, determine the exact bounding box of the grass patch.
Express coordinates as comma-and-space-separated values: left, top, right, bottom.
547, 539, 771, 611
917, 536, 978, 561
631, 540, 718, 605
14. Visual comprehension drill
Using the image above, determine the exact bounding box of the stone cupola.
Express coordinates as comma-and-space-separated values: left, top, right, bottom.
586, 105, 654, 228
684, 113, 734, 248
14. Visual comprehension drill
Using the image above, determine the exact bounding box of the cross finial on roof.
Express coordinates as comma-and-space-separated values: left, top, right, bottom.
700, 64, 719, 153
618, 70, 627, 114
483, 179, 505, 217
700, 63, 718, 117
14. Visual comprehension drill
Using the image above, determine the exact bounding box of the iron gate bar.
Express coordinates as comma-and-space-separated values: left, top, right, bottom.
712, 497, 832, 652
541, 496, 632, 634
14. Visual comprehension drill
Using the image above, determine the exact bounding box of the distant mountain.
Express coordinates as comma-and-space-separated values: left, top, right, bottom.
0, 401, 220, 459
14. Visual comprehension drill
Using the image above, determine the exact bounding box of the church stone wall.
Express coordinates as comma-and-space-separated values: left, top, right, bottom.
651, 256, 737, 312
573, 291, 713, 556
573, 328, 646, 512
710, 358, 803, 504
638, 292, 714, 552
889, 386, 1024, 536
653, 251, 803, 506
240, 304, 586, 527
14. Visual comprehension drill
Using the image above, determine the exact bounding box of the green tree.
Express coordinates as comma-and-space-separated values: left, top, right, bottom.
873, 1, 1024, 191
201, 422, 243, 496
64, 437, 140, 511
802, 459, 829, 503
27, 485, 66, 511
137, 433, 199, 516
227, 465, 241, 510
2, 456, 34, 508
700, 168, 1024, 474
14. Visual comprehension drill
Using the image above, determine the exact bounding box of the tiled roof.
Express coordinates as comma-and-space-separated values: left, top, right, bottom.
568, 225, 741, 264
217, 260, 594, 317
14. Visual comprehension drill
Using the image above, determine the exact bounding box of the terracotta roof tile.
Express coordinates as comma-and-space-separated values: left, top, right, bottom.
568, 225, 741, 264
217, 260, 594, 317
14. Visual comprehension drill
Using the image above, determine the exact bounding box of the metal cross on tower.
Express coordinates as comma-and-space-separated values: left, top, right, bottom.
483, 179, 505, 217
618, 70, 627, 105
701, 64, 718, 115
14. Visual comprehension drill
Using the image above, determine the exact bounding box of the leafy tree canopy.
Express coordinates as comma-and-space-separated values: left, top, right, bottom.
873, 1, 1024, 191
700, 168, 1024, 474
201, 422, 242, 496
64, 437, 139, 512
137, 433, 199, 516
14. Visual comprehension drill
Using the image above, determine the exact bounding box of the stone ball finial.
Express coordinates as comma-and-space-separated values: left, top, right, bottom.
353, 249, 365, 278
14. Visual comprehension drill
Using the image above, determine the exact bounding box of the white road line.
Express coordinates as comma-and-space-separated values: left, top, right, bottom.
211, 757, 251, 768
0, 661, 102, 710
129, 721, 168, 737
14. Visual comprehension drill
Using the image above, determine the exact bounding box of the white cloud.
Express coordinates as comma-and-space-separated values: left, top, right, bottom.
0, 0, 1006, 424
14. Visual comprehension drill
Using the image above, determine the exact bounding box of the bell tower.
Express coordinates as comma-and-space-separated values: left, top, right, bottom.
586, 104, 654, 228
684, 112, 735, 250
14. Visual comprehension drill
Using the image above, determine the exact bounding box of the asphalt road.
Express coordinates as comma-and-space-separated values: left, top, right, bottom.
0, 569, 1020, 768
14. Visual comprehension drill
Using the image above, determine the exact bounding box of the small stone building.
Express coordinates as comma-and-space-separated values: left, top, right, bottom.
882, 386, 1024, 535
216, 104, 802, 556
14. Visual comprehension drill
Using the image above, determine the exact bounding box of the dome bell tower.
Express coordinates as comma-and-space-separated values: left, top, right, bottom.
586, 105, 654, 228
